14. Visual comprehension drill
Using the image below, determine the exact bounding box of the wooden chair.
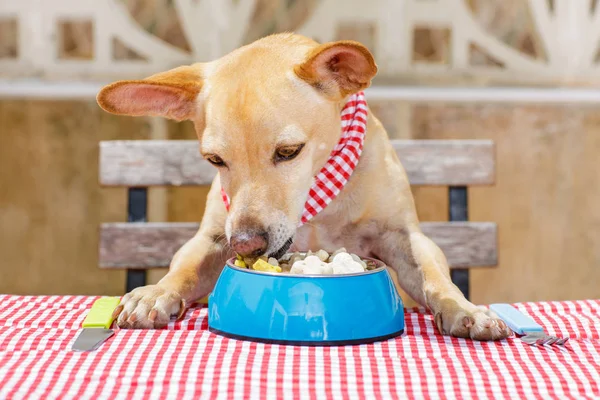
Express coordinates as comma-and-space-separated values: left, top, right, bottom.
99, 140, 497, 300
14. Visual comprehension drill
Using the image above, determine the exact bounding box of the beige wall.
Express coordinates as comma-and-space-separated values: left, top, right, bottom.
0, 101, 134, 295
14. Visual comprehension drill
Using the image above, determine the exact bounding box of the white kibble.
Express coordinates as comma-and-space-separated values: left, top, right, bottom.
305, 255, 334, 275
317, 249, 329, 262
332, 261, 365, 274
304, 255, 323, 266
332, 247, 347, 256
349, 254, 367, 269
283, 249, 369, 275
268, 257, 279, 266
289, 253, 304, 265
290, 261, 306, 274
304, 263, 326, 275
331, 252, 365, 274
332, 252, 354, 264
328, 247, 347, 262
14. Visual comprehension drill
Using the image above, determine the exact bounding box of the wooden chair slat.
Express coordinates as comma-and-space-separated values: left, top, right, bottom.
99, 221, 497, 269
100, 140, 495, 186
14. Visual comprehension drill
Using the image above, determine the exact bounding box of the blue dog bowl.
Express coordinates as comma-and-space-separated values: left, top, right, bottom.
208, 256, 404, 345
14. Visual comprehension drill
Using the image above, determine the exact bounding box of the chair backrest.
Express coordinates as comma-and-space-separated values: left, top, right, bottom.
98, 139, 497, 271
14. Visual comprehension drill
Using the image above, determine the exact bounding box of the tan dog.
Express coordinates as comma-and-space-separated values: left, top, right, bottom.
98, 33, 510, 340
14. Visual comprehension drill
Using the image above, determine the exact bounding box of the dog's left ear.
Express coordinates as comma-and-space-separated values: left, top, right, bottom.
294, 40, 377, 100
97, 64, 203, 121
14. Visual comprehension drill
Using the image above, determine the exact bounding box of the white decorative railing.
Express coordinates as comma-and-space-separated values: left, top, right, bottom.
4, 79, 600, 104
1, 0, 600, 83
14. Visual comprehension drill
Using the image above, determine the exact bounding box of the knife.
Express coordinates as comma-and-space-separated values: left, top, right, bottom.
72, 297, 121, 352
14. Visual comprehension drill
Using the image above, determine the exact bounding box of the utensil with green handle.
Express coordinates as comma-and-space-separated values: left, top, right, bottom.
72, 297, 121, 352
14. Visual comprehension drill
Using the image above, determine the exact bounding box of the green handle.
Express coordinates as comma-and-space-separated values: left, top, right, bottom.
82, 297, 121, 329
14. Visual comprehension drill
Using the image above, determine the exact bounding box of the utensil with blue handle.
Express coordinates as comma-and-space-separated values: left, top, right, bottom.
490, 304, 569, 346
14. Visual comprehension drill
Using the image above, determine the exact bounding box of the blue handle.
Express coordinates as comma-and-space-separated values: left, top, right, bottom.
489, 304, 544, 335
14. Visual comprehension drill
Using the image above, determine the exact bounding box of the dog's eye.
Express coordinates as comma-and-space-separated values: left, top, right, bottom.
206, 154, 226, 167
274, 144, 304, 162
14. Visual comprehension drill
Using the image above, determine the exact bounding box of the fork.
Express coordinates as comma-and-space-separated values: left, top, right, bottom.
490, 304, 569, 346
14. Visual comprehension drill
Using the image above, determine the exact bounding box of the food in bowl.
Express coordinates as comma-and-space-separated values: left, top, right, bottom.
234, 248, 379, 275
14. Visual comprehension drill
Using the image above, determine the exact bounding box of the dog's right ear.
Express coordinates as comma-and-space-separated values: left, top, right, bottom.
97, 64, 203, 121
294, 40, 378, 100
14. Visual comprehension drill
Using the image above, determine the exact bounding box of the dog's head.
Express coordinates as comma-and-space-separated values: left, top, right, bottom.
97, 33, 377, 258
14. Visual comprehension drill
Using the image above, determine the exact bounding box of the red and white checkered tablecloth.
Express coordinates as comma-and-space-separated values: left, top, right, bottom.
0, 295, 598, 399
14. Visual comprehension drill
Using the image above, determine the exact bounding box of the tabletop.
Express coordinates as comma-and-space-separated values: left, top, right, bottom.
0, 295, 598, 399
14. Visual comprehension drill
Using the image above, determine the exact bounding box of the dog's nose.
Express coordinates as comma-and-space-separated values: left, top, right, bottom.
230, 230, 269, 257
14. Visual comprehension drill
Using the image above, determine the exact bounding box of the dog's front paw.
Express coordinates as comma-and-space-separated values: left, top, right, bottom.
434, 304, 511, 341
113, 285, 185, 329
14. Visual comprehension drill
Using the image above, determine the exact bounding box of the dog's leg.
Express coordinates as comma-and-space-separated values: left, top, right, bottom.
377, 228, 511, 340
114, 181, 230, 329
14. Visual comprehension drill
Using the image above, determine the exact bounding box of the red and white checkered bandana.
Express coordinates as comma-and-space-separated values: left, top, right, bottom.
220, 91, 367, 226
